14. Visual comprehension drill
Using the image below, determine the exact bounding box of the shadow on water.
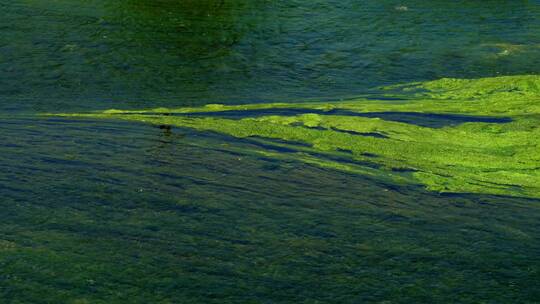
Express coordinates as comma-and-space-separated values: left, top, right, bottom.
112, 0, 249, 59
163, 108, 513, 128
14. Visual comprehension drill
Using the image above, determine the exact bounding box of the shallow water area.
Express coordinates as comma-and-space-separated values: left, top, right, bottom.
2, 0, 540, 302
1, 115, 540, 302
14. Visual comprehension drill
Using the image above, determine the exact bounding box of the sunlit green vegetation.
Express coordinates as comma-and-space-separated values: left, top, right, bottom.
50, 75, 540, 198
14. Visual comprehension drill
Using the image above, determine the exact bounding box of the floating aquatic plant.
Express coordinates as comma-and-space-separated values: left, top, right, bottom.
48, 75, 540, 199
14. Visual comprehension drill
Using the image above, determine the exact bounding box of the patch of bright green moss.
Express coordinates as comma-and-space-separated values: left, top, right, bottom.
48, 75, 540, 198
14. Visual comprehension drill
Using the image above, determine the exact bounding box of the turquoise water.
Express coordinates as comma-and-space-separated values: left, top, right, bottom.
1, 1, 540, 303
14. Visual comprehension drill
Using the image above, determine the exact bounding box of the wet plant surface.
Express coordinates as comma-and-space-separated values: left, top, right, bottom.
2, 0, 540, 303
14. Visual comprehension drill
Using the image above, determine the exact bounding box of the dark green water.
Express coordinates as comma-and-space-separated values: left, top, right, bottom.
1, 1, 540, 303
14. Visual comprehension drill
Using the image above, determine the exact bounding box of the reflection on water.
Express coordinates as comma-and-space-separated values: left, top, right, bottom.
118, 0, 247, 58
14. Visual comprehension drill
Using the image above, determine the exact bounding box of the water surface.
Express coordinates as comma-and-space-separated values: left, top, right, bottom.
1, 0, 540, 302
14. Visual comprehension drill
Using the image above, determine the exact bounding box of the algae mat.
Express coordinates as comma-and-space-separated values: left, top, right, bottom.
50, 75, 540, 199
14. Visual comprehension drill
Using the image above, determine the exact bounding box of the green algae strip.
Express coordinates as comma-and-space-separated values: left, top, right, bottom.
47, 75, 540, 199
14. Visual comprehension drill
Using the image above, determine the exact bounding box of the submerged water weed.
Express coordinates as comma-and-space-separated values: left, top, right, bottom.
49, 75, 540, 198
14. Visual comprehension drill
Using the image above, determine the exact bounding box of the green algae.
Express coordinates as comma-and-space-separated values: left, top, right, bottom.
49, 75, 540, 199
